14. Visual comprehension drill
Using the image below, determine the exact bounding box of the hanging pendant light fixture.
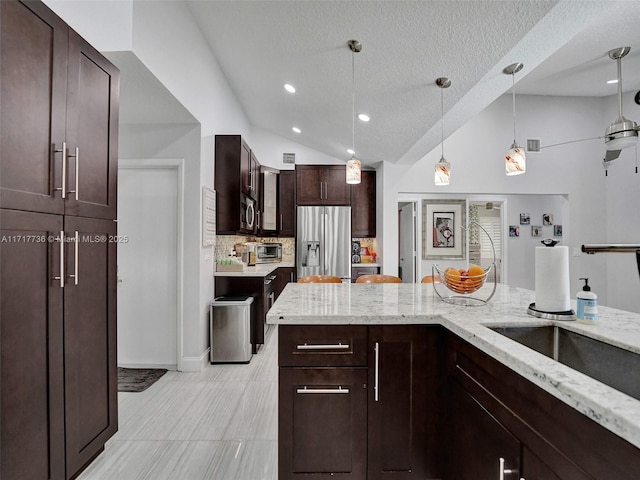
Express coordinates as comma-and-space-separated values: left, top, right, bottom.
346, 39, 362, 185
503, 62, 526, 176
434, 77, 452, 186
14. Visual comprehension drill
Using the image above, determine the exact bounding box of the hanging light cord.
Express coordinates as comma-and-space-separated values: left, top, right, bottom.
511, 72, 517, 144
440, 83, 444, 158
352, 49, 355, 155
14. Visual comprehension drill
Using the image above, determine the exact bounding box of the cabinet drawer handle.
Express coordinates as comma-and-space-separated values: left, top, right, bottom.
499, 458, 518, 480
374, 341, 380, 402
54, 142, 67, 198
53, 230, 65, 287
296, 343, 349, 350
67, 147, 79, 200
296, 386, 349, 394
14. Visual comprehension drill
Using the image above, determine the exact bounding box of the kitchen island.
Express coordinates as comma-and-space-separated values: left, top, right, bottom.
267, 282, 640, 479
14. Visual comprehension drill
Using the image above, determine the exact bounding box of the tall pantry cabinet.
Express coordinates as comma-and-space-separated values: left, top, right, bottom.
0, 1, 119, 479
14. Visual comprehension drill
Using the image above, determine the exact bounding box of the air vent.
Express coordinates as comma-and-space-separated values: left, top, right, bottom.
283, 152, 296, 164
526, 138, 541, 152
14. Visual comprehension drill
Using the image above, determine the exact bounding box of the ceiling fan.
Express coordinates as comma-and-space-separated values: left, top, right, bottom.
603, 47, 639, 163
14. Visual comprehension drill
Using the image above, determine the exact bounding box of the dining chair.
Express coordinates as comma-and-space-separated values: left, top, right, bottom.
355, 274, 402, 284
298, 275, 343, 283
421, 275, 442, 284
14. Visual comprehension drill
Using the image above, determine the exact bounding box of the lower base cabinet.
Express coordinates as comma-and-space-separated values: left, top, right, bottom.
446, 334, 640, 480
278, 325, 445, 480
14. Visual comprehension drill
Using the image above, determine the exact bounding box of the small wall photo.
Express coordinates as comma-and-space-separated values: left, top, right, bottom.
543, 213, 553, 225
531, 225, 542, 237
509, 225, 520, 237
520, 213, 530, 225
554, 225, 563, 237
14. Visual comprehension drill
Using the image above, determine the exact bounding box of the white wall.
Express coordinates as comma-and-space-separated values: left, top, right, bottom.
385, 92, 640, 312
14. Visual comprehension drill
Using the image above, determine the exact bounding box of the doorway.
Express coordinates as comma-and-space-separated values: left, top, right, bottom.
398, 202, 417, 283
117, 159, 184, 370
469, 201, 504, 283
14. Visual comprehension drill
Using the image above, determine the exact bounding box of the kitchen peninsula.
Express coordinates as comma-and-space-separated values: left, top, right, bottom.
267, 282, 640, 479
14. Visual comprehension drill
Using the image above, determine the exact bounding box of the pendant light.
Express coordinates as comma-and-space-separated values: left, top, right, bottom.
503, 62, 526, 176
346, 39, 362, 185
434, 77, 451, 186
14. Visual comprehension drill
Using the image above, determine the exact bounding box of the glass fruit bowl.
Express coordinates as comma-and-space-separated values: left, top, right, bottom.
436, 264, 490, 294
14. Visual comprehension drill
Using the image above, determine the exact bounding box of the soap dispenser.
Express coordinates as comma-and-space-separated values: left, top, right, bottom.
576, 278, 598, 324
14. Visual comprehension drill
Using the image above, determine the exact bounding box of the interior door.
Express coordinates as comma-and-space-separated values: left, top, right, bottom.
117, 165, 178, 368
399, 203, 416, 283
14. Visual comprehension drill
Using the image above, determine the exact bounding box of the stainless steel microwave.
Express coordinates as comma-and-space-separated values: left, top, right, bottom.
256, 243, 282, 263
240, 193, 256, 232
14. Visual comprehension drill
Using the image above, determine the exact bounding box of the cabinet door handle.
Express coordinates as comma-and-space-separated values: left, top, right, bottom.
296, 386, 349, 394
320, 181, 323, 199
280, 213, 283, 231
374, 341, 380, 401
53, 230, 65, 287
499, 458, 518, 480
67, 147, 79, 200
54, 142, 67, 198
68, 230, 79, 285
296, 343, 349, 350
324, 182, 328, 199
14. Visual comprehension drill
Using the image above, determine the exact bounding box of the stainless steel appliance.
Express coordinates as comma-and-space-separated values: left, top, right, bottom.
210, 296, 253, 363
297, 206, 351, 282
256, 242, 283, 263
240, 193, 256, 232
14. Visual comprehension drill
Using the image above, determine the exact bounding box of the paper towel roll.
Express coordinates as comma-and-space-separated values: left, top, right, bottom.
535, 246, 571, 312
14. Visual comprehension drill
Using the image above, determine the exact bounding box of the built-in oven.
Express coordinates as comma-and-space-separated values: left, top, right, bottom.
240, 193, 256, 232
256, 243, 282, 263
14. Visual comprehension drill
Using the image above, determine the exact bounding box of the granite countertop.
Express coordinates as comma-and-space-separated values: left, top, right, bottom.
213, 259, 295, 278
267, 282, 640, 449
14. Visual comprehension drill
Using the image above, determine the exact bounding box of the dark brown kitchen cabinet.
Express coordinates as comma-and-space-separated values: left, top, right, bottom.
278, 170, 296, 236
278, 325, 444, 480
62, 216, 118, 477
447, 382, 521, 480
0, 0, 119, 220
446, 334, 640, 480
276, 267, 296, 299
1, 209, 66, 480
0, 211, 118, 480
1, 2, 119, 478
295, 165, 351, 206
259, 167, 278, 235
351, 170, 376, 237
215, 135, 260, 234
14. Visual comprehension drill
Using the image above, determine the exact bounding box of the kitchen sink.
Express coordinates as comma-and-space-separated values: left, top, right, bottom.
490, 326, 640, 402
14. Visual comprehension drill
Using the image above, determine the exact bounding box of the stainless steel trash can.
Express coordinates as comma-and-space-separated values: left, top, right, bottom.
210, 296, 253, 363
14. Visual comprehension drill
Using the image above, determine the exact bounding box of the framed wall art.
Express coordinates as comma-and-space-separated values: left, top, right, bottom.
422, 199, 466, 259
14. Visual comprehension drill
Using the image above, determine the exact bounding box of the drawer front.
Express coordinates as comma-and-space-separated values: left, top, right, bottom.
279, 325, 368, 367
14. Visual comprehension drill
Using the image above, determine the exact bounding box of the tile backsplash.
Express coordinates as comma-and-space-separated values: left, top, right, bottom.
215, 235, 295, 260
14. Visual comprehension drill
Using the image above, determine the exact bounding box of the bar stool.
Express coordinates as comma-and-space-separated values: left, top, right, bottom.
298, 275, 343, 283
355, 274, 402, 284
421, 275, 442, 284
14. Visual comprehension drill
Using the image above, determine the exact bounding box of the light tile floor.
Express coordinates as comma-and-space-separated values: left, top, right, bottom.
79, 326, 279, 480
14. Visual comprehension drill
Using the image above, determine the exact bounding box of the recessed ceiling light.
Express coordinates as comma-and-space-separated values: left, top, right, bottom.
346, 148, 355, 155
284, 84, 296, 93
292, 127, 301, 133
358, 113, 370, 122
606, 79, 618, 84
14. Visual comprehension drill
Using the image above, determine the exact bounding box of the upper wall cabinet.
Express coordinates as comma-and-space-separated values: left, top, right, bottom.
351, 170, 376, 237
0, 0, 119, 219
278, 170, 296, 237
215, 135, 260, 235
296, 165, 351, 206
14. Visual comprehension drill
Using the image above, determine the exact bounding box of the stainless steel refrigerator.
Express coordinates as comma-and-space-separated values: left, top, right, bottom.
297, 206, 351, 282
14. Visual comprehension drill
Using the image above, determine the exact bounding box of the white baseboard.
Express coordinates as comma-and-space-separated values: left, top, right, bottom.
179, 348, 210, 372
118, 363, 177, 371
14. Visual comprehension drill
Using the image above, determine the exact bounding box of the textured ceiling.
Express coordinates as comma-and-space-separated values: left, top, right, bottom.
182, 0, 640, 167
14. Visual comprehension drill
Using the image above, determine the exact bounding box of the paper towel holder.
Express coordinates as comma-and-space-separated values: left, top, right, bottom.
527, 303, 576, 320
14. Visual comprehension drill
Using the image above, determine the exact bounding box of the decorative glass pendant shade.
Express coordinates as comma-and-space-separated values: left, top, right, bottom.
505, 143, 526, 175
434, 77, 452, 185
434, 157, 451, 185
346, 39, 362, 184
503, 63, 526, 176
346, 156, 362, 184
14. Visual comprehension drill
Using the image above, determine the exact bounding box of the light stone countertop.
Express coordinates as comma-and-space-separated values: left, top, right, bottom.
213, 260, 295, 278
267, 282, 640, 450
